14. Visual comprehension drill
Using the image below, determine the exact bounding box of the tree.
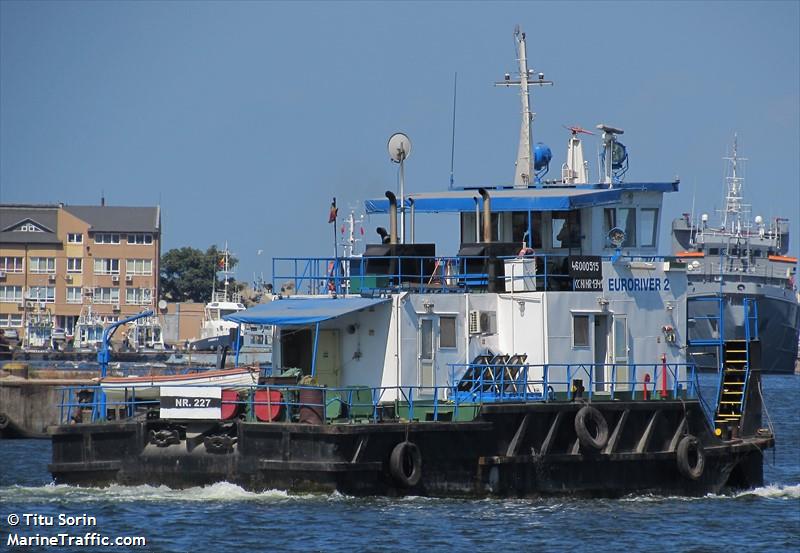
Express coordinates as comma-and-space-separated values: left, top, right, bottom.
160, 245, 239, 303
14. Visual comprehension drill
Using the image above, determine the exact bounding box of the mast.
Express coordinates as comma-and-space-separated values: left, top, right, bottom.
721, 135, 747, 232
495, 26, 552, 189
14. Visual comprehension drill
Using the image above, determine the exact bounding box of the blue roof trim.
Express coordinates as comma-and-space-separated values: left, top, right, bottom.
365, 189, 623, 214
224, 297, 390, 325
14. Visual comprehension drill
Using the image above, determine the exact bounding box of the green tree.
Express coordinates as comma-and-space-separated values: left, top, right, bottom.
160, 245, 239, 303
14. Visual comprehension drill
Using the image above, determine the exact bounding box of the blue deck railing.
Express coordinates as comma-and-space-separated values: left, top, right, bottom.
56, 361, 702, 426
272, 254, 682, 296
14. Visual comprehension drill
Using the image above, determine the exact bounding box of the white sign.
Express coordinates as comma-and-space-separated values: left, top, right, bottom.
160, 386, 222, 419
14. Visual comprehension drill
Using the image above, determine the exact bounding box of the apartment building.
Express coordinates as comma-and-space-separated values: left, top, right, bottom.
0, 203, 161, 343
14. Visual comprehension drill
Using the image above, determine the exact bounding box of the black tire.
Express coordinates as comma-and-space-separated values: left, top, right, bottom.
0, 413, 9, 430
676, 435, 705, 480
574, 405, 609, 451
389, 441, 422, 487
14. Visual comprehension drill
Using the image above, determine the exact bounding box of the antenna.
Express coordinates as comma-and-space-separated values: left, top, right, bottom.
387, 133, 412, 243
449, 72, 458, 190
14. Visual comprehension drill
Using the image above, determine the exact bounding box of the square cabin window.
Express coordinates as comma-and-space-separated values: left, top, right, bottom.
439, 316, 457, 349
573, 315, 590, 348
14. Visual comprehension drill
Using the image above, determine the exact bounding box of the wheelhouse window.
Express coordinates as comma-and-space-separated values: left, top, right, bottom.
1, 257, 23, 273
67, 233, 83, 244
618, 208, 636, 247
511, 211, 542, 248
439, 315, 457, 349
67, 258, 83, 273
552, 211, 581, 249
639, 208, 658, 247
94, 258, 120, 275
572, 314, 590, 348
94, 233, 120, 244
127, 233, 153, 245
29, 257, 55, 274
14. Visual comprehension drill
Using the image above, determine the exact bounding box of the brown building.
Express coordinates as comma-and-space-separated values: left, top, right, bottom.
0, 203, 161, 345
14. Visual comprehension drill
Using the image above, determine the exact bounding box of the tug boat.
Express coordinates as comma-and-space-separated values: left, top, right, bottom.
49, 28, 774, 497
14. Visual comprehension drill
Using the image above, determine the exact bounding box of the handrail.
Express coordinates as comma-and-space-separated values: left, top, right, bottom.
55, 362, 700, 425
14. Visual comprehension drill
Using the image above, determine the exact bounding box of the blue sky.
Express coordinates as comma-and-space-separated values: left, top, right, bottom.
1, 1, 798, 282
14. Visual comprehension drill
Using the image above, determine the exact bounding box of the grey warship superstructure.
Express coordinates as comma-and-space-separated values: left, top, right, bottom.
672, 138, 800, 373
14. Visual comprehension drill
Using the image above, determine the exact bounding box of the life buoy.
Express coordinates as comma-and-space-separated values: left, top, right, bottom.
149, 428, 180, 448
676, 435, 705, 480
389, 441, 422, 487
574, 405, 609, 451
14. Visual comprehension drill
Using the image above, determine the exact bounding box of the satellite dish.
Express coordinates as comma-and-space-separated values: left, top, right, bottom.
158, 299, 167, 310
387, 133, 412, 163
607, 227, 626, 248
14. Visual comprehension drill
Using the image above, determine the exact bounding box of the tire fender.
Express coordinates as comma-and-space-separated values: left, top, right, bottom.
389, 441, 422, 487
574, 405, 609, 451
676, 435, 705, 480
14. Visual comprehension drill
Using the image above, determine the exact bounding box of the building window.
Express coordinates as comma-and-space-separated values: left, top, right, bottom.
126, 259, 152, 275
0, 314, 22, 327
127, 233, 153, 245
639, 208, 658, 248
1, 257, 24, 273
28, 286, 55, 303
94, 233, 120, 244
125, 287, 152, 305
439, 316, 457, 348
29, 257, 56, 274
19, 223, 43, 232
67, 233, 83, 244
66, 287, 82, 304
573, 314, 590, 348
67, 258, 83, 273
93, 287, 120, 304
93, 258, 120, 275
0, 286, 23, 302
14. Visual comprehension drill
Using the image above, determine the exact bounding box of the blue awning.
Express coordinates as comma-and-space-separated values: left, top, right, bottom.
364, 187, 623, 214
223, 297, 390, 326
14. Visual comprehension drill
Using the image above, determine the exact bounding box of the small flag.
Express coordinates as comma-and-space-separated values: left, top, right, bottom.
328, 198, 338, 223
218, 257, 225, 269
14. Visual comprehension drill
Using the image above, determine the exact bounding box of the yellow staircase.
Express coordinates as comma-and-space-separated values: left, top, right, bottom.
714, 339, 748, 427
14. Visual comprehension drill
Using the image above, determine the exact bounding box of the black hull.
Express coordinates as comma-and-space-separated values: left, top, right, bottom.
50, 400, 772, 498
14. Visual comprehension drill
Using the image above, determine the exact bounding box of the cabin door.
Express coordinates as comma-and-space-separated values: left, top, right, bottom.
612, 315, 629, 391
593, 314, 611, 391
418, 317, 435, 391
315, 329, 341, 387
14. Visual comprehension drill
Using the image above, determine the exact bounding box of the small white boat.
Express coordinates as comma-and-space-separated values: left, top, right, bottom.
96, 366, 259, 401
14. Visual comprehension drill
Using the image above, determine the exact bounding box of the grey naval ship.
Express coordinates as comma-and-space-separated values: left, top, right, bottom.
672, 137, 800, 373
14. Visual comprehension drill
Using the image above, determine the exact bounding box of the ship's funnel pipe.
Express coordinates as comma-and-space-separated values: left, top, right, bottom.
478, 188, 492, 243
408, 198, 416, 244
385, 191, 398, 244
473, 197, 480, 242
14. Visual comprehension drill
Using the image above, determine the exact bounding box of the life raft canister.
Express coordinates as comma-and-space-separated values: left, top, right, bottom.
574, 405, 609, 451
389, 441, 422, 487
676, 435, 705, 480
